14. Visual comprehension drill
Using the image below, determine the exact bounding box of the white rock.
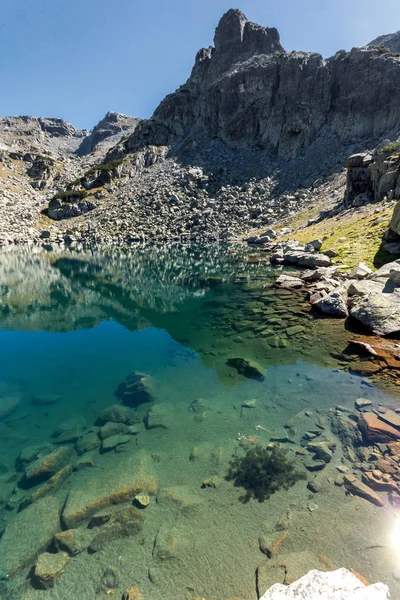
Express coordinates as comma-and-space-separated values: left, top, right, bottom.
350, 262, 373, 280
260, 568, 390, 599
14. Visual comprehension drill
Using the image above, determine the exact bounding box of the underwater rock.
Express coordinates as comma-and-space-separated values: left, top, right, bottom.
0, 396, 20, 421
54, 528, 93, 555
22, 446, 74, 487
62, 450, 155, 528
0, 496, 60, 580
259, 531, 288, 558
157, 486, 200, 514
99, 421, 130, 440
226, 357, 264, 379
97, 404, 140, 425
32, 551, 69, 589
101, 433, 132, 452
75, 430, 100, 455
343, 474, 385, 507
134, 492, 150, 508
306, 441, 334, 463
153, 524, 180, 560
52, 416, 86, 438
116, 371, 158, 407
256, 563, 286, 598
89, 506, 144, 552
122, 587, 144, 600
144, 404, 170, 429
24, 465, 72, 507
201, 476, 219, 489
16, 443, 53, 471
31, 393, 62, 406
359, 412, 400, 443
260, 568, 389, 599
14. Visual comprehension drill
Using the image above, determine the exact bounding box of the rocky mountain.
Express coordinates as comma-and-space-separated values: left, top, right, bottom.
368, 30, 400, 53
2, 9, 400, 247
124, 9, 400, 161
76, 112, 141, 156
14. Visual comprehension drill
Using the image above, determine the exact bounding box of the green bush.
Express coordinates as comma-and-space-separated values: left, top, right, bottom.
376, 45, 390, 54
52, 189, 88, 202
226, 444, 306, 503
85, 158, 124, 176
377, 139, 400, 155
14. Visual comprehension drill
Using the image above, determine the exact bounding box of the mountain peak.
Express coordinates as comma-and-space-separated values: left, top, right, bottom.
213, 9, 284, 73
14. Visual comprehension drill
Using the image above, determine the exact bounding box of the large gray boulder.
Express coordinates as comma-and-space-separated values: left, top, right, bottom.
314, 289, 348, 318
260, 568, 389, 599
349, 290, 400, 336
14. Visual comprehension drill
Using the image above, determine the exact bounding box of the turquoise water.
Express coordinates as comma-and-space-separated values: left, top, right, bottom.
0, 245, 399, 599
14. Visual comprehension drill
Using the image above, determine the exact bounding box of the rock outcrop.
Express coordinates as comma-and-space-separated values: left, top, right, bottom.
76, 112, 141, 156
123, 9, 400, 162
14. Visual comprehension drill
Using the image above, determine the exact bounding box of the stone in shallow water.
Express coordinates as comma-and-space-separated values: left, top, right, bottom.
62, 450, 156, 528
97, 403, 139, 425
358, 412, 400, 443
0, 496, 60, 579
343, 474, 384, 507
101, 433, 132, 452
226, 357, 264, 379
89, 505, 144, 552
144, 404, 170, 429
23, 446, 74, 486
54, 528, 93, 555
99, 420, 130, 440
115, 371, 158, 407
75, 430, 100, 455
260, 568, 389, 599
32, 551, 69, 589
0, 396, 20, 421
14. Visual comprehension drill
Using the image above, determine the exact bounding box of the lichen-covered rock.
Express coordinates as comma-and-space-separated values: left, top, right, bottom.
260, 568, 389, 599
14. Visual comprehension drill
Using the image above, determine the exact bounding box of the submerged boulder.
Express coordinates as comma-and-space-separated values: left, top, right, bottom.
0, 496, 61, 580
115, 371, 158, 407
226, 357, 264, 379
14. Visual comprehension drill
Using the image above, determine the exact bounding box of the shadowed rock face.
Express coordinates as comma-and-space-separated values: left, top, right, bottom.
125, 9, 400, 160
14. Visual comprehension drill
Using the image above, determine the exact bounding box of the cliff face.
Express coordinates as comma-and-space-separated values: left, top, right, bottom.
125, 9, 400, 160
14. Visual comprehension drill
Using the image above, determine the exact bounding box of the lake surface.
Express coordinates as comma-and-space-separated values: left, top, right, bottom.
0, 244, 399, 599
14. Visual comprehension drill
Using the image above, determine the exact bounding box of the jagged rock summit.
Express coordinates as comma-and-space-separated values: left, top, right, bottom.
124, 8, 400, 161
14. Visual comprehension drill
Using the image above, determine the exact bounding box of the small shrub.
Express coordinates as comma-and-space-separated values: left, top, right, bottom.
52, 189, 88, 202
226, 444, 306, 503
376, 45, 390, 54
377, 139, 400, 155
86, 158, 124, 176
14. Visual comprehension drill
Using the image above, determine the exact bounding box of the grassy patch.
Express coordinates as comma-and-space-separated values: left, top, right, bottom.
377, 139, 400, 155
277, 200, 398, 269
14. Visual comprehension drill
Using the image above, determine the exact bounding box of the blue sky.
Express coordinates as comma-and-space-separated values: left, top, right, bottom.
1, 0, 400, 130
